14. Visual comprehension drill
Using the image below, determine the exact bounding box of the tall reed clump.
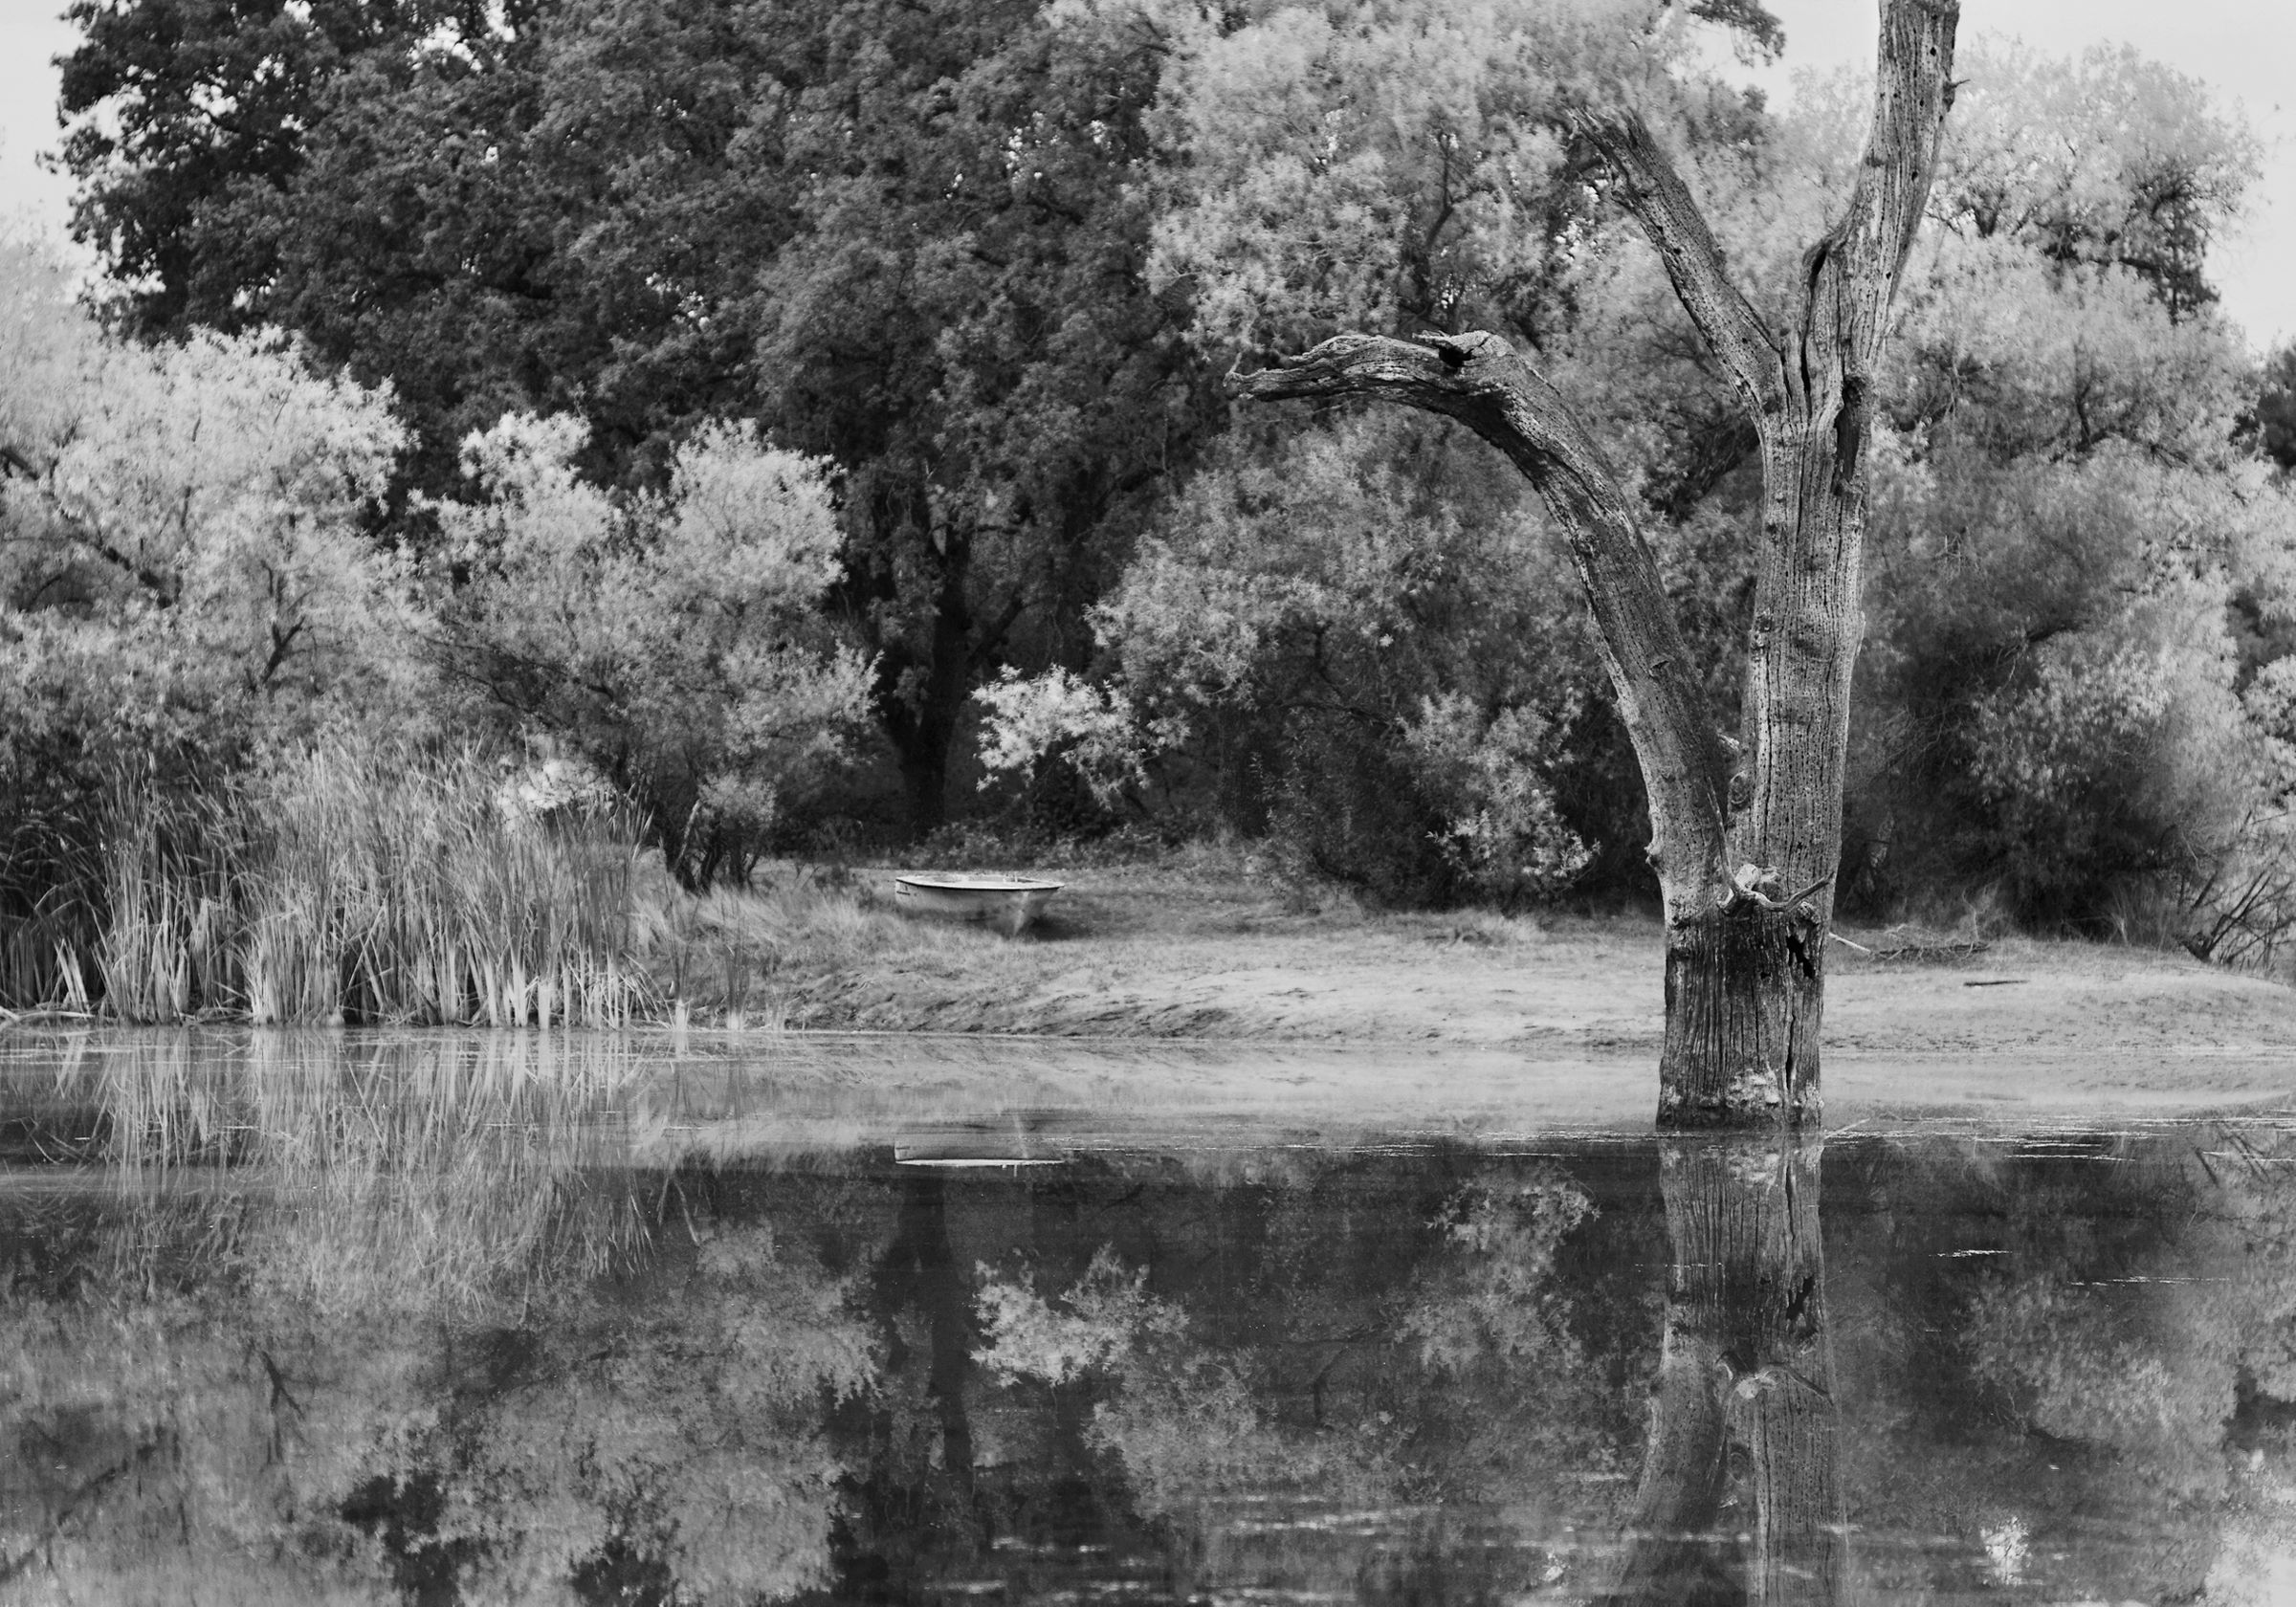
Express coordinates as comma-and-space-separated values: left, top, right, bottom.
0, 825, 104, 1013
87, 744, 651, 1025
94, 780, 242, 1021
244, 745, 647, 1026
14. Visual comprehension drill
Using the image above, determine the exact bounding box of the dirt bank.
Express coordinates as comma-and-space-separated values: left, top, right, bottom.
760, 861, 2296, 1122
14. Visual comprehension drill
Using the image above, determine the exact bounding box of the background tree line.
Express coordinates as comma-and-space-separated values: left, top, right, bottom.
11, 0, 2296, 958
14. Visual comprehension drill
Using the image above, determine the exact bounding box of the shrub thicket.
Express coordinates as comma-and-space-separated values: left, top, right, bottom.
1, 235, 868, 1017
427, 414, 872, 888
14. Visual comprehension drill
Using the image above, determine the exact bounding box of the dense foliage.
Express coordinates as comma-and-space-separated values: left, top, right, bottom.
984, 14, 2296, 948
16, 0, 2296, 993
0, 233, 865, 1003
428, 412, 870, 883
1845, 40, 2296, 946
55, 0, 1222, 831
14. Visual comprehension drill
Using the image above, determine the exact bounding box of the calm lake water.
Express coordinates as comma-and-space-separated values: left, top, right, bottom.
3, 1027, 2294, 1606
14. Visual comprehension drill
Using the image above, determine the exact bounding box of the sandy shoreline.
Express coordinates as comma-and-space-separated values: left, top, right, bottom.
762, 862, 2296, 1127
10, 859, 2288, 1137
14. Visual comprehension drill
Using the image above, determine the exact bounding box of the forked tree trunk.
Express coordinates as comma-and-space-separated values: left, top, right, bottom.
1593, 1135, 1843, 1607
1233, 0, 1960, 1130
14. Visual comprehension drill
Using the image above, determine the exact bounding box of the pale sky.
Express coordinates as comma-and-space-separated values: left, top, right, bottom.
1, 0, 2291, 345
1751, 0, 2296, 350
0, 0, 77, 239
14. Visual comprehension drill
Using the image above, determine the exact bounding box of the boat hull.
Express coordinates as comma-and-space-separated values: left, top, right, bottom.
893, 877, 1061, 936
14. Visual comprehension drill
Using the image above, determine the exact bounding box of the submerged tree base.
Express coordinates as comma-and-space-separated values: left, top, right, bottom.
1659, 898, 1826, 1130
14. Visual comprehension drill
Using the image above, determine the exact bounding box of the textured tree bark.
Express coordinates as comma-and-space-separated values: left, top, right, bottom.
1661, 900, 1826, 1128
1233, 1, 1959, 1129
1595, 1135, 1843, 1606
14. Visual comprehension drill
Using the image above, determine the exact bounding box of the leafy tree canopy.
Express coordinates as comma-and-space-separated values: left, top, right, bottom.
56, 0, 1226, 831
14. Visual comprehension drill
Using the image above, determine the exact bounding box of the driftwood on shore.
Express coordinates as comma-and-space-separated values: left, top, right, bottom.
1829, 933, 1992, 963
0, 1005, 100, 1031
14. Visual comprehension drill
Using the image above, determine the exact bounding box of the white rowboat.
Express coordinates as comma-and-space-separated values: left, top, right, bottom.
893, 873, 1063, 936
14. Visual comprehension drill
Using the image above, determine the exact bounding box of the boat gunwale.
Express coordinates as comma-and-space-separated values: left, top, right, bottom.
893, 873, 1064, 893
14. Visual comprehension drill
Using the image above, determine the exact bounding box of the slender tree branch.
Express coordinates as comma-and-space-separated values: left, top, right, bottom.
3, 439, 182, 604
1572, 109, 1786, 419
1793, 0, 1958, 486
257, 617, 308, 687
1794, 0, 1961, 444
0, 441, 51, 482
1827, 0, 1963, 320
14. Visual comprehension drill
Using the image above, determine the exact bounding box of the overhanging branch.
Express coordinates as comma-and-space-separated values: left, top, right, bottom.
1230, 332, 1733, 887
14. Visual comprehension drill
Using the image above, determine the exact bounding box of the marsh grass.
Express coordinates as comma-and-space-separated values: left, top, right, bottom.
47, 745, 651, 1025
0, 809, 106, 1011
243, 746, 646, 1027
97, 781, 240, 1021
0, 897, 99, 1013
639, 866, 1006, 1022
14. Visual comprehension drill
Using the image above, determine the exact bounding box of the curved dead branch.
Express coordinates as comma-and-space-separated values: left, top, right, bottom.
1230, 332, 1733, 890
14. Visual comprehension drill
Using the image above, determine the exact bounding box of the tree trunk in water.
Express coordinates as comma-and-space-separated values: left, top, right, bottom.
1597, 1134, 1843, 1606
1660, 903, 1826, 1128
1231, 0, 1959, 1131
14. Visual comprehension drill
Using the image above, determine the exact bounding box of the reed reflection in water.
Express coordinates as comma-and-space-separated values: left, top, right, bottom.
5, 1027, 876, 1604
34, 1026, 651, 1311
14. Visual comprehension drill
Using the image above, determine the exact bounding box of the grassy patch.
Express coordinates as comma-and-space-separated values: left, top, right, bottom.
632, 848, 1567, 1037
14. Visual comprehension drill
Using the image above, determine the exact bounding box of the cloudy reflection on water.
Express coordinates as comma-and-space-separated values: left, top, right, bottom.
2, 1026, 2295, 1605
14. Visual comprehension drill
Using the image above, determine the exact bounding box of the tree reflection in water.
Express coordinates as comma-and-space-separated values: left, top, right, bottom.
1597, 1135, 1840, 1607
6, 1029, 2296, 1603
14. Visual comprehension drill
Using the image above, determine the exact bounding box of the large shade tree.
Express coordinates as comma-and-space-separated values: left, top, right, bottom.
1234, 0, 1962, 1128
53, 0, 1220, 837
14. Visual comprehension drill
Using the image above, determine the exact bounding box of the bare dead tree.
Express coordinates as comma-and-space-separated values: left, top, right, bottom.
1232, 1, 1961, 1129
